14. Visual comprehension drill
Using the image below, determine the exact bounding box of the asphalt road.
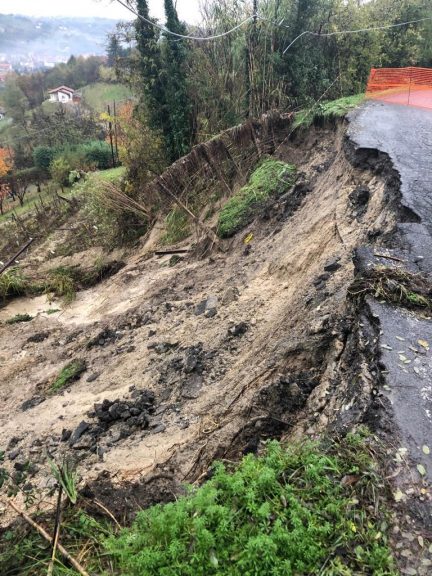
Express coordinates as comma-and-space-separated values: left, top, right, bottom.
348, 101, 432, 485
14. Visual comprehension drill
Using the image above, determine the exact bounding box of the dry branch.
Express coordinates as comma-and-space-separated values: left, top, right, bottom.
5, 499, 90, 576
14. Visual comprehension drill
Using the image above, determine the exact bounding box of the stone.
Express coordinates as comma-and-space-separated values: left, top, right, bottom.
69, 421, 90, 446
61, 429, 72, 442
221, 287, 240, 306
324, 257, 341, 273
87, 373, 100, 383
228, 322, 249, 337
8, 449, 20, 461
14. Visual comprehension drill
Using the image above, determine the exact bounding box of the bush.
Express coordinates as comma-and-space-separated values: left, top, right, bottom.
5, 313, 33, 324
218, 159, 297, 238
107, 432, 396, 575
33, 146, 55, 172
82, 141, 112, 170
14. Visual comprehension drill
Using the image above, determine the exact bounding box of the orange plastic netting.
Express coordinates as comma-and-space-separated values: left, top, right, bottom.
366, 67, 432, 109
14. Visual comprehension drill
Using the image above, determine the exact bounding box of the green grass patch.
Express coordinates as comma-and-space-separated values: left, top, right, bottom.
162, 208, 191, 245
81, 82, 133, 113
107, 430, 396, 576
294, 94, 364, 130
217, 158, 296, 238
45, 308, 61, 315
51, 359, 86, 393
5, 313, 33, 325
96, 165, 126, 182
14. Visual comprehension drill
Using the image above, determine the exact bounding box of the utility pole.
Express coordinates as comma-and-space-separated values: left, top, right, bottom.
113, 100, 119, 164
107, 104, 116, 168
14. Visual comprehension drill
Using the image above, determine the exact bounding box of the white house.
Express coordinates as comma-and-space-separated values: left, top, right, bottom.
48, 85, 75, 103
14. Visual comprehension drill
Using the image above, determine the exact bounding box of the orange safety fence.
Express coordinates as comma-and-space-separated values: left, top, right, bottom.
366, 67, 432, 110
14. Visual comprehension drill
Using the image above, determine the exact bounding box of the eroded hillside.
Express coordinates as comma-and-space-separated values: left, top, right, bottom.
0, 106, 431, 574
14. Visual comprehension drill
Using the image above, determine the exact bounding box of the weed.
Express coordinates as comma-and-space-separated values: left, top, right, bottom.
162, 208, 191, 245
49, 458, 78, 504
51, 359, 86, 393
45, 308, 61, 315
5, 313, 33, 325
0, 268, 28, 300
218, 159, 296, 238
107, 430, 396, 575
44, 266, 77, 304
349, 266, 432, 310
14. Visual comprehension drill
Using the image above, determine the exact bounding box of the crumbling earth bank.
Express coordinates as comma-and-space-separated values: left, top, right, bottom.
0, 120, 408, 521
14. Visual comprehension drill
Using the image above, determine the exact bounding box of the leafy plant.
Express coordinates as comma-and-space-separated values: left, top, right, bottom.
49, 458, 78, 504
107, 431, 396, 575
218, 159, 296, 238
51, 359, 86, 393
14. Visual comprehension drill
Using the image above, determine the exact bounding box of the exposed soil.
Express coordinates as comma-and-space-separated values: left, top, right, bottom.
1, 112, 431, 572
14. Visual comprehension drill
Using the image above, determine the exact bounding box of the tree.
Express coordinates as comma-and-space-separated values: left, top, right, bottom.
161, 0, 194, 161
50, 157, 71, 193
0, 184, 10, 215
0, 148, 13, 179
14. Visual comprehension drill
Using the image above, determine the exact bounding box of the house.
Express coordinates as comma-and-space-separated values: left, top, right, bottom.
48, 85, 76, 103
0, 62, 12, 83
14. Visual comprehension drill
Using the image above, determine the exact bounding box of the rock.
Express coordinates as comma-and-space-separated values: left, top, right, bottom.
87, 373, 100, 383
8, 449, 20, 461
61, 429, 72, 442
313, 273, 330, 286
148, 329, 157, 338
7, 436, 21, 450
228, 322, 249, 337
72, 435, 94, 450
324, 257, 341, 273
14, 460, 29, 472
21, 396, 45, 412
221, 286, 240, 306
69, 421, 90, 446
151, 424, 166, 434
149, 341, 179, 354
195, 296, 218, 317
27, 332, 50, 344
184, 350, 199, 373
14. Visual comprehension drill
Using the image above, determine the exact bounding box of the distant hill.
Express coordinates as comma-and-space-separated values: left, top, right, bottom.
0, 14, 119, 64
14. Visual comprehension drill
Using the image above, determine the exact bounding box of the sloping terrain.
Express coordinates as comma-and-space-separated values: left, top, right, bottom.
0, 102, 432, 572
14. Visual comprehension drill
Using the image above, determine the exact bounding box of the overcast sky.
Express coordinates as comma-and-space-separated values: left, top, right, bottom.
0, 0, 202, 23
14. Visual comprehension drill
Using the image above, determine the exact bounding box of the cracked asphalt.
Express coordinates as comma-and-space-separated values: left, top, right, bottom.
349, 101, 432, 487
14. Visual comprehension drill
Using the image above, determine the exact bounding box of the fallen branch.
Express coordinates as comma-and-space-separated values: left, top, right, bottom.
6, 499, 90, 576
155, 249, 190, 256
373, 253, 406, 263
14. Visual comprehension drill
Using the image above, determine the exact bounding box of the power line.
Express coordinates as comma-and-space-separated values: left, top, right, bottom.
115, 0, 254, 41
283, 16, 432, 54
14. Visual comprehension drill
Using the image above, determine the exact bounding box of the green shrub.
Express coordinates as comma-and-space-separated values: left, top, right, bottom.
33, 145, 55, 172
51, 359, 86, 392
5, 313, 33, 325
107, 432, 396, 576
218, 159, 296, 238
82, 141, 112, 170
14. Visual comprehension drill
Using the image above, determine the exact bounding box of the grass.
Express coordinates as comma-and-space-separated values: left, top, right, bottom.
107, 430, 396, 576
0, 268, 28, 300
0, 184, 74, 223
218, 158, 296, 238
349, 266, 432, 310
0, 430, 396, 575
51, 359, 86, 393
81, 82, 133, 113
96, 166, 126, 182
294, 94, 364, 130
162, 208, 191, 245
44, 266, 78, 304
5, 313, 33, 325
